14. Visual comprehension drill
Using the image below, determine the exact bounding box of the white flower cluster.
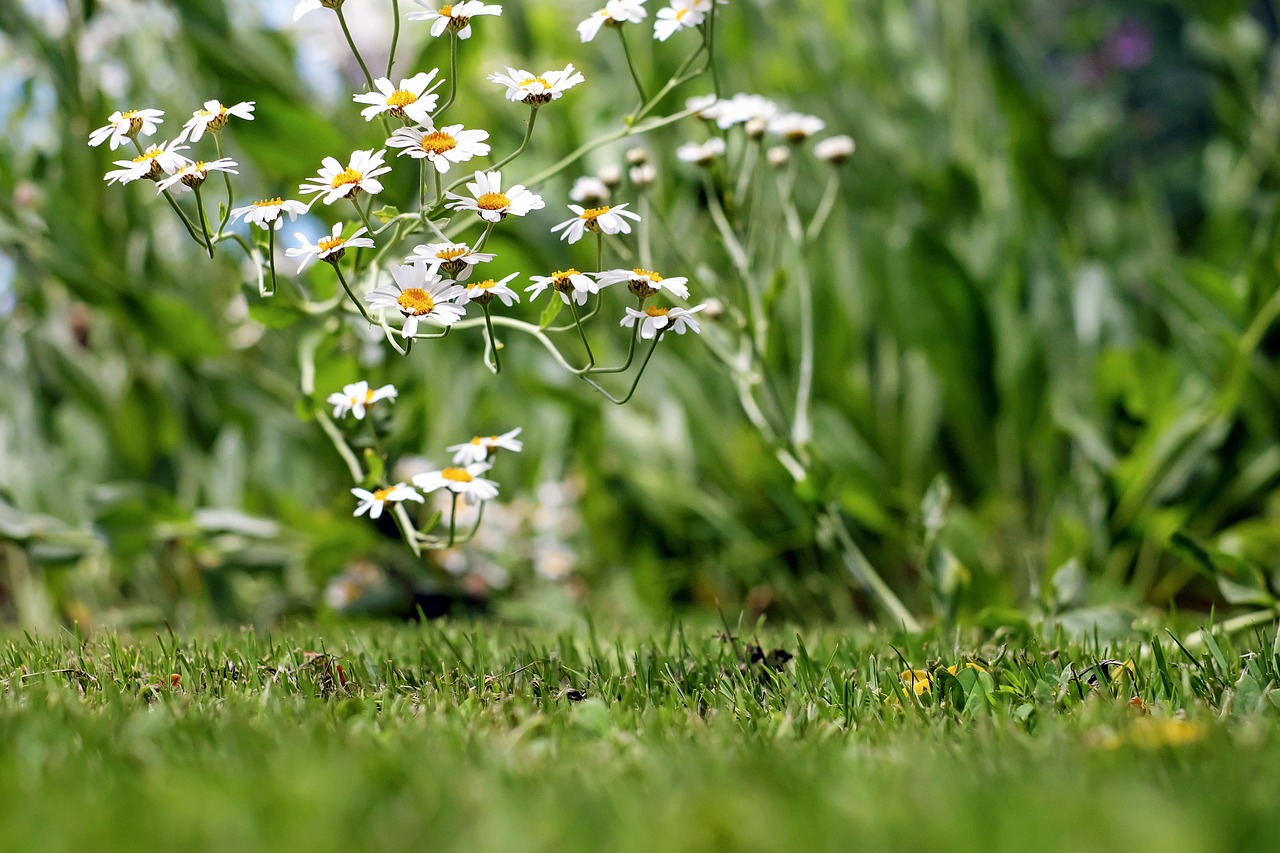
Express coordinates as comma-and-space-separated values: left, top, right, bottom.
93, 101, 253, 194
576, 0, 725, 43
675, 93, 854, 167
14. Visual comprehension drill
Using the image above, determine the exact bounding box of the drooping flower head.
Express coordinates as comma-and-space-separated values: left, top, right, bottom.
352, 483, 424, 519
103, 140, 190, 185
460, 272, 521, 307
366, 262, 468, 336
526, 269, 596, 306
88, 108, 165, 150
446, 427, 524, 465
596, 267, 689, 300
406, 241, 495, 278
620, 303, 706, 338
488, 64, 585, 106
550, 203, 641, 244
386, 123, 490, 173
176, 100, 255, 144
154, 158, 239, 193
285, 222, 375, 271
299, 149, 392, 206
354, 72, 443, 124
229, 198, 310, 231
407, 1, 503, 39
445, 170, 544, 222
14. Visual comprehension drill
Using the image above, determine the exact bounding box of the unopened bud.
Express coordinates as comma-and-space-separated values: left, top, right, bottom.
597, 163, 622, 189
814, 134, 856, 165
767, 146, 791, 168
626, 147, 649, 166
629, 163, 656, 188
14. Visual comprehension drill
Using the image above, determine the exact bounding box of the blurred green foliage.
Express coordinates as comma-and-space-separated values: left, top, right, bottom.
3, 0, 1280, 629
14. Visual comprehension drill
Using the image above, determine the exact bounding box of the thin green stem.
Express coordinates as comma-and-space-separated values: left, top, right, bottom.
806, 171, 841, 241
336, 5, 375, 90
616, 25, 647, 104
447, 493, 459, 547
578, 337, 659, 404
266, 227, 278, 296
191, 185, 215, 258
438, 34, 459, 116
213, 133, 234, 235
387, 0, 401, 77
331, 262, 374, 323
486, 106, 539, 174
587, 298, 641, 374
159, 187, 208, 250
569, 298, 595, 368
352, 194, 376, 237
482, 303, 502, 374
595, 230, 604, 272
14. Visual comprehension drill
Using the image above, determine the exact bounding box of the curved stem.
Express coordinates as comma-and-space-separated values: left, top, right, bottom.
352, 195, 376, 237
336, 6, 375, 90
578, 337, 659, 404
191, 185, 215, 258
547, 293, 600, 331
266, 227, 278, 296
438, 33, 459, 116
447, 493, 459, 547
331, 263, 374, 323
569, 298, 596, 367
482, 303, 501, 373
484, 106, 539, 176
805, 171, 840, 241
587, 302, 641, 374
159, 187, 207, 250
213, 134, 234, 236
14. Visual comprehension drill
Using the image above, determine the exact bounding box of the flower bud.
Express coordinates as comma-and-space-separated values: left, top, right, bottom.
767, 146, 791, 168
814, 134, 856, 165
626, 147, 650, 166
629, 163, 656, 188
597, 163, 622, 189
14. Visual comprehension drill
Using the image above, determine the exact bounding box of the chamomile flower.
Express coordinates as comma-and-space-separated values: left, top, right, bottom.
447, 428, 523, 465
654, 0, 709, 41
550, 203, 641, 244
685, 94, 721, 120
351, 483, 424, 519
445, 170, 544, 222
299, 149, 392, 206
578, 0, 647, 43
354, 72, 442, 124
294, 0, 344, 21
488, 64, 585, 106
406, 241, 495, 278
621, 303, 706, 338
88, 108, 164, 150
366, 263, 467, 336
385, 123, 490, 173
407, 1, 502, 39
154, 158, 239, 193
526, 269, 596, 306
460, 272, 520, 307
285, 222, 375, 271
595, 267, 689, 299
814, 134, 856, 164
675, 137, 725, 165
568, 176, 610, 206
413, 463, 500, 504
103, 140, 190, 185
229, 198, 309, 231
328, 381, 398, 420
713, 93, 778, 129
176, 100, 255, 144
768, 112, 826, 143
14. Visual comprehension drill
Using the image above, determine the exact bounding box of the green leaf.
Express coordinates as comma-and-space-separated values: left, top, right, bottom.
538, 298, 564, 329
373, 205, 400, 223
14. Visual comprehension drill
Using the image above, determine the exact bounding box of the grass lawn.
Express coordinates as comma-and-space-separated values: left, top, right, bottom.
2, 621, 1279, 851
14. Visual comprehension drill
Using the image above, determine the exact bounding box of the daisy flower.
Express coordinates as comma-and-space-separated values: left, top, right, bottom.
299, 149, 392, 206
488, 64, 585, 106
595, 267, 689, 299
176, 99, 255, 144
407, 1, 502, 39
354, 72, 442, 124
406, 241, 494, 278
768, 112, 826, 143
294, 0, 344, 21
445, 170, 544, 222
578, 0, 647, 42
685, 94, 721, 120
366, 263, 467, 336
352, 483, 424, 519
229, 198, 310, 231
154, 158, 238, 193
675, 137, 725, 165
550, 203, 641, 244
103, 140, 190, 185
568, 176, 610, 206
654, 0, 709, 41
621, 303, 706, 338
88, 108, 164, 150
285, 222, 375, 271
447, 427, 523, 465
707, 93, 778, 130
460, 272, 520, 307
413, 462, 500, 505
327, 381, 398, 420
526, 269, 596, 306
814, 134, 856, 165
386, 123, 490, 173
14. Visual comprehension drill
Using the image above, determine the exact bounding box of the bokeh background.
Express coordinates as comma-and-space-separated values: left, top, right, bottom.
3, 0, 1280, 630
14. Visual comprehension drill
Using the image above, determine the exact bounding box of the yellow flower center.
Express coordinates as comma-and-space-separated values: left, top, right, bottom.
364, 388, 377, 403
580, 206, 611, 221
644, 306, 670, 318
190, 161, 208, 173
386, 89, 418, 108
632, 268, 663, 282
419, 131, 458, 155
396, 287, 436, 316
132, 148, 162, 163
469, 279, 497, 290
317, 236, 346, 252
437, 246, 469, 260
253, 197, 283, 208
121, 109, 139, 119
468, 435, 498, 445
441, 467, 474, 483
675, 7, 689, 19
519, 76, 551, 89
439, 3, 453, 14
372, 487, 394, 501
552, 269, 581, 283
476, 192, 510, 210
331, 167, 364, 188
